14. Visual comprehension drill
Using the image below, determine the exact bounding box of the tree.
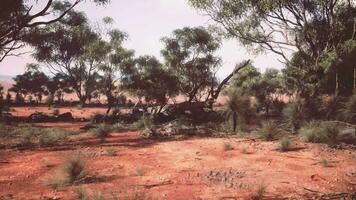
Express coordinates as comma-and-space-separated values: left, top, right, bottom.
0, 0, 110, 63
27, 12, 102, 105
121, 55, 179, 115
10, 64, 49, 104
161, 27, 221, 102
93, 20, 135, 114
189, 0, 356, 63
223, 88, 254, 132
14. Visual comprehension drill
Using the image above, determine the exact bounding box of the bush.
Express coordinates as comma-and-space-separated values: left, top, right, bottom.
105, 147, 117, 156
75, 187, 89, 200
278, 137, 291, 152
283, 102, 304, 133
338, 94, 356, 123
223, 143, 233, 151
258, 121, 284, 141
300, 121, 348, 145
134, 115, 157, 137
251, 184, 266, 200
63, 156, 88, 184
38, 128, 68, 147
90, 124, 112, 141
10, 126, 70, 148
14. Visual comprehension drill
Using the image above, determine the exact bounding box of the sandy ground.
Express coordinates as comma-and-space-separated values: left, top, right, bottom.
0, 121, 355, 200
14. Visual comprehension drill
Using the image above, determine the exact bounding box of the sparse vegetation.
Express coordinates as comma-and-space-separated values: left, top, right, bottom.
278, 137, 292, 152
90, 124, 112, 142
105, 147, 117, 156
62, 156, 88, 184
251, 184, 267, 200
134, 167, 144, 176
258, 121, 284, 141
321, 158, 329, 167
223, 143, 233, 151
299, 121, 351, 146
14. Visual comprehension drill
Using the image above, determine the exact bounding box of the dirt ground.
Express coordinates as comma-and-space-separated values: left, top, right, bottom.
0, 108, 355, 200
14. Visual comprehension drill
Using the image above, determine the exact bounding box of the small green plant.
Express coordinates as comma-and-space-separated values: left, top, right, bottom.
93, 192, 105, 200
135, 115, 157, 137
105, 147, 117, 156
134, 167, 144, 176
47, 182, 61, 191
75, 187, 89, 200
278, 137, 292, 152
251, 184, 266, 200
258, 121, 284, 141
223, 143, 233, 151
321, 158, 329, 167
90, 124, 112, 142
42, 159, 51, 168
63, 156, 88, 184
241, 147, 248, 154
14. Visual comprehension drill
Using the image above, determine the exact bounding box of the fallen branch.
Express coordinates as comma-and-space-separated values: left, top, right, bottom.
137, 180, 173, 189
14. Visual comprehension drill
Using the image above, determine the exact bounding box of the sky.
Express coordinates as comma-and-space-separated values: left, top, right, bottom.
0, 0, 285, 79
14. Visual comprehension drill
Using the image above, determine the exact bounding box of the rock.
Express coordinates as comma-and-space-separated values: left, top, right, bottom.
56, 112, 74, 121
28, 112, 55, 122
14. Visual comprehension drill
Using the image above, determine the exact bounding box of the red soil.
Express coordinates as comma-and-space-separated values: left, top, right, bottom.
0, 121, 355, 200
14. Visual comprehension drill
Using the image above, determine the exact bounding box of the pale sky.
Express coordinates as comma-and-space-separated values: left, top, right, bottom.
0, 0, 285, 79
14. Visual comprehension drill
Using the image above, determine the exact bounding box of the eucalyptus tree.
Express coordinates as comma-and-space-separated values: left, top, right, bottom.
26, 11, 103, 105
10, 64, 49, 104
0, 0, 110, 63
95, 25, 135, 114
189, 0, 356, 97
121, 55, 179, 114
161, 27, 222, 102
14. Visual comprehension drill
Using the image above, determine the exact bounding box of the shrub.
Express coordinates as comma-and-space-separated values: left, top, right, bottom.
300, 121, 342, 145
258, 121, 284, 141
90, 124, 112, 141
75, 187, 89, 200
38, 128, 68, 147
251, 184, 266, 200
134, 115, 157, 137
278, 137, 291, 152
134, 167, 144, 176
321, 158, 329, 167
223, 143, 233, 151
105, 147, 117, 156
338, 94, 356, 123
283, 102, 304, 133
63, 156, 88, 184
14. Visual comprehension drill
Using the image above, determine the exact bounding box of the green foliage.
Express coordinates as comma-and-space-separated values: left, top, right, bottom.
258, 121, 284, 141
161, 26, 221, 101
283, 102, 304, 132
90, 124, 112, 141
223, 88, 255, 132
120, 55, 178, 107
7, 126, 71, 148
339, 94, 356, 123
300, 121, 352, 145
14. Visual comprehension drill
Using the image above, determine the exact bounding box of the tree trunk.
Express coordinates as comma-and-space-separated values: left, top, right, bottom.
232, 112, 238, 132
211, 60, 251, 101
